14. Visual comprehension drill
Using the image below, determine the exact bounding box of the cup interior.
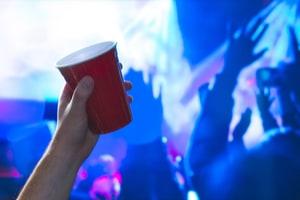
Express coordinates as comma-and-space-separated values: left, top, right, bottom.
56, 41, 116, 68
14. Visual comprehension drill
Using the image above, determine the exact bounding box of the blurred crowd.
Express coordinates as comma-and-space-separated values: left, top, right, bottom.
187, 10, 300, 200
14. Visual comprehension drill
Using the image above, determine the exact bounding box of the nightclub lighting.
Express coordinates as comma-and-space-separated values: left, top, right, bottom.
2, 0, 300, 199
180, 0, 300, 147
0, 0, 198, 135
187, 190, 199, 200
0, 0, 299, 149
162, 136, 168, 144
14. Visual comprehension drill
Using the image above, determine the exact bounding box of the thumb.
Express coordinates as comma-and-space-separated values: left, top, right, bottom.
70, 76, 94, 114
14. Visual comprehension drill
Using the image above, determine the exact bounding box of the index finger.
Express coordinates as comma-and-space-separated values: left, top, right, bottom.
58, 83, 73, 120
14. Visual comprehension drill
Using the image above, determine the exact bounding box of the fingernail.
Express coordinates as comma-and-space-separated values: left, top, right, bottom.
81, 76, 94, 89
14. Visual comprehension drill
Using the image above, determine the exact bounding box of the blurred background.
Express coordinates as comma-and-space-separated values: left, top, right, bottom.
0, 0, 299, 199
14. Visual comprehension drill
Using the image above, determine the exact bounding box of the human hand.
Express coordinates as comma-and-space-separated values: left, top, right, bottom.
232, 109, 252, 140
256, 87, 274, 116
50, 75, 132, 165
278, 87, 300, 128
225, 17, 269, 75
256, 82, 281, 130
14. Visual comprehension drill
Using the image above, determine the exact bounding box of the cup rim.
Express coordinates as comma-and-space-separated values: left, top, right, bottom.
56, 41, 117, 68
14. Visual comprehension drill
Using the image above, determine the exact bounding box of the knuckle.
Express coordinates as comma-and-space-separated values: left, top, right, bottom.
73, 90, 86, 103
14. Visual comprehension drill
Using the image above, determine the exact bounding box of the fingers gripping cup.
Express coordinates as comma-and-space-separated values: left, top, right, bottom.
56, 42, 132, 134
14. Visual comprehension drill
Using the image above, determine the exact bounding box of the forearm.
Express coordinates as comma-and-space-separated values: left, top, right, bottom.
215, 64, 240, 92
189, 114, 230, 173
202, 70, 236, 122
17, 146, 82, 200
189, 67, 238, 171
191, 69, 237, 147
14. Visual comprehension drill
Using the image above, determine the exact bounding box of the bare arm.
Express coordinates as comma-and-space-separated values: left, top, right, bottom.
17, 76, 96, 200
17, 148, 83, 200
230, 109, 252, 152
17, 76, 132, 200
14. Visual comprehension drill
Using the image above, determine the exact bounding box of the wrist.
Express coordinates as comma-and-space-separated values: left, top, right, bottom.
223, 61, 242, 75
214, 71, 238, 91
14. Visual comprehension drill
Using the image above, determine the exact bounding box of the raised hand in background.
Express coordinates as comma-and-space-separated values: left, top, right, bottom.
224, 12, 271, 77
229, 109, 252, 153
225, 20, 267, 70
232, 109, 252, 141
256, 87, 279, 132
212, 11, 272, 95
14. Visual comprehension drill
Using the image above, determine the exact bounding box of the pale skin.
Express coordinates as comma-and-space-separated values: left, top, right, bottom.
17, 76, 132, 200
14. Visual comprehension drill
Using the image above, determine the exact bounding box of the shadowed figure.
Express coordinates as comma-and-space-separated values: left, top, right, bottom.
222, 27, 300, 200
187, 9, 300, 198
186, 8, 270, 200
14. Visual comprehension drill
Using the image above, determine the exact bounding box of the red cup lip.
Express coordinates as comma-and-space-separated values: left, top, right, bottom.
56, 41, 117, 68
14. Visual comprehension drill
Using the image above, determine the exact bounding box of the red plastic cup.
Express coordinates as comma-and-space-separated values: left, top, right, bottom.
56, 41, 132, 134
